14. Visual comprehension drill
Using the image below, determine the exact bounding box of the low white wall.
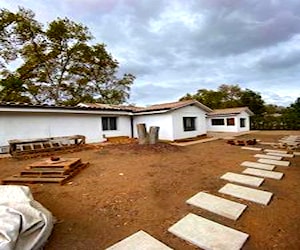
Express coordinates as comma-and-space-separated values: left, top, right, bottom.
206, 111, 250, 132
101, 116, 132, 138
236, 112, 250, 132
133, 113, 174, 141
0, 112, 131, 146
172, 105, 207, 140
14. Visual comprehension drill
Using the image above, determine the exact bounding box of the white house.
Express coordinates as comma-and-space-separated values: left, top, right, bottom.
206, 107, 254, 133
0, 100, 253, 147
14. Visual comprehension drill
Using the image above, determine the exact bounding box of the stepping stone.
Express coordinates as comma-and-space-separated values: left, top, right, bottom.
186, 192, 247, 220
241, 146, 262, 151
293, 152, 300, 156
266, 152, 294, 158
168, 213, 249, 250
106, 230, 173, 250
221, 172, 264, 187
242, 168, 283, 180
241, 161, 275, 171
258, 158, 290, 167
254, 154, 282, 161
219, 183, 273, 205
264, 149, 288, 154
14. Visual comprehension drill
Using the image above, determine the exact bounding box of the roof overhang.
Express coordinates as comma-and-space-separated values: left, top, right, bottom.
0, 106, 132, 115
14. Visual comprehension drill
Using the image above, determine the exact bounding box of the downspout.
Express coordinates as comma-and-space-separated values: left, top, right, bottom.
130, 115, 134, 138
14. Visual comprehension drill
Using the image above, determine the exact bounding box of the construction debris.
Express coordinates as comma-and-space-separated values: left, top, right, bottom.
227, 139, 257, 146
1, 157, 88, 185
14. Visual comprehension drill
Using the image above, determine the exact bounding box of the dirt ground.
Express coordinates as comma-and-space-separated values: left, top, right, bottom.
1, 130, 300, 250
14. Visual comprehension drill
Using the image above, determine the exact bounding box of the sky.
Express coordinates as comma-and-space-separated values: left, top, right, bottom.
1, 0, 300, 107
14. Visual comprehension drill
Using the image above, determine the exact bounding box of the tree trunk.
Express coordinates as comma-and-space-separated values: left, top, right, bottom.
137, 123, 148, 144
149, 126, 159, 144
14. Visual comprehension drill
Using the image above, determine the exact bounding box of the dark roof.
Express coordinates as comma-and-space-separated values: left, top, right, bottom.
81, 100, 212, 113
0, 102, 131, 112
0, 100, 215, 114
207, 107, 254, 117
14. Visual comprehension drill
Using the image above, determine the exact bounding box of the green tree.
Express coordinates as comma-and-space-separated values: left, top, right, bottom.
218, 84, 242, 108
240, 89, 265, 115
0, 7, 134, 105
0, 74, 30, 102
180, 89, 224, 109
282, 97, 300, 129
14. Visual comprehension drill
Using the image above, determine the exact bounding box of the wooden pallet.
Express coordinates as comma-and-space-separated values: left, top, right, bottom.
8, 135, 85, 156
1, 158, 89, 185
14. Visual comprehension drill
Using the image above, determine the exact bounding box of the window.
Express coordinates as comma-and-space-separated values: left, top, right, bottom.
226, 118, 235, 126
183, 117, 196, 131
102, 117, 117, 130
240, 118, 246, 128
211, 119, 225, 126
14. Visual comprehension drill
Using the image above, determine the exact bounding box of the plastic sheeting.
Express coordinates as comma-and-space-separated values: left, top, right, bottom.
0, 185, 54, 250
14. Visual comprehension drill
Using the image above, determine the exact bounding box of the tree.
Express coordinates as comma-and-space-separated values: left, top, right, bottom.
240, 89, 265, 115
0, 7, 135, 105
0, 74, 31, 102
281, 97, 300, 130
180, 89, 224, 109
218, 84, 242, 108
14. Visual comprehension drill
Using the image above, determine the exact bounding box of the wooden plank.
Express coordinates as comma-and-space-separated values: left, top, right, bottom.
28, 158, 81, 169
20, 170, 66, 176
61, 162, 89, 185
2, 161, 89, 185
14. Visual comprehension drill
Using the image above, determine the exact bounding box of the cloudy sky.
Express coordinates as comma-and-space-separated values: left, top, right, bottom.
2, 0, 300, 106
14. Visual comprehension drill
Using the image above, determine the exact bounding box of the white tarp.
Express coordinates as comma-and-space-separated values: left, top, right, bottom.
0, 185, 54, 250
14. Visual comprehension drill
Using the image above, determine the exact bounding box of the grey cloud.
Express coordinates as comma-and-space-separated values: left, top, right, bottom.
258, 49, 300, 70
130, 83, 182, 105
1, 0, 300, 107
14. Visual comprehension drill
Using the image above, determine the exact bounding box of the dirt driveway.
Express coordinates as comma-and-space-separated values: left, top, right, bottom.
0, 131, 300, 249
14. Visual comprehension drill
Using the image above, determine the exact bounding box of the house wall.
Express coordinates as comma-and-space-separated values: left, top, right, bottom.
101, 115, 132, 138
171, 105, 207, 140
133, 105, 207, 141
133, 113, 174, 141
206, 111, 250, 132
0, 111, 131, 146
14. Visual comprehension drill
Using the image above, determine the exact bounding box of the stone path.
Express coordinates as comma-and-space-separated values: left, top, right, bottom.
258, 158, 290, 167
254, 154, 282, 160
242, 168, 283, 180
219, 183, 273, 205
264, 149, 288, 154
221, 172, 264, 187
241, 161, 275, 170
186, 192, 247, 220
106, 230, 172, 250
241, 146, 262, 151
168, 213, 249, 250
107, 135, 296, 249
266, 152, 294, 158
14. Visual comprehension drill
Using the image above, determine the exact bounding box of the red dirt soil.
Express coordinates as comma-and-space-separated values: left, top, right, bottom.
0, 130, 300, 249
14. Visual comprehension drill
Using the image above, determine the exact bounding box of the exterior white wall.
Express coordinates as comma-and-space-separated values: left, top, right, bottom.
133, 105, 208, 141
236, 111, 251, 132
171, 105, 207, 140
133, 113, 174, 141
206, 111, 250, 132
101, 116, 132, 138
0, 112, 131, 146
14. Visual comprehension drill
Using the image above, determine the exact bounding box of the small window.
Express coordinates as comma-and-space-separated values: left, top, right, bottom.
102, 117, 117, 130
240, 118, 246, 128
183, 117, 196, 131
211, 119, 225, 126
226, 118, 235, 126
